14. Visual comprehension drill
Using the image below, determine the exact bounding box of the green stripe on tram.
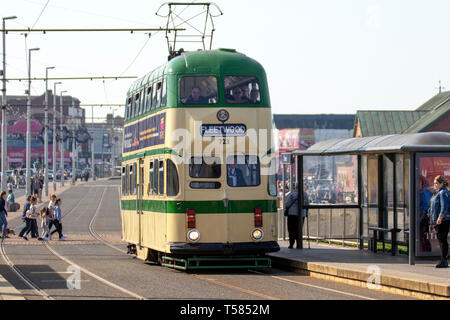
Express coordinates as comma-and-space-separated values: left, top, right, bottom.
121, 199, 277, 214
122, 147, 181, 162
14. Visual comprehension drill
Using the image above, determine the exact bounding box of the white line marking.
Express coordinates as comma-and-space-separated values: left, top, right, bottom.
44, 243, 146, 300
248, 270, 376, 300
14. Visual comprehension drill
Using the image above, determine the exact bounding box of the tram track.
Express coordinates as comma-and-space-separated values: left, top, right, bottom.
1, 185, 145, 300
85, 183, 386, 300
1, 181, 409, 300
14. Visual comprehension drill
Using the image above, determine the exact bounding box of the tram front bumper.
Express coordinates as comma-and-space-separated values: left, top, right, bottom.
170, 241, 280, 256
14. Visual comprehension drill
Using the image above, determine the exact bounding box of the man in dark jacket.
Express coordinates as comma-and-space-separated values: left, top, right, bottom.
284, 183, 309, 249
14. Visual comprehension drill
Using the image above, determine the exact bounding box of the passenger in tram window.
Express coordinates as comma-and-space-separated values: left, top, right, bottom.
240, 85, 250, 103
229, 87, 246, 104
249, 89, 260, 104
183, 86, 208, 104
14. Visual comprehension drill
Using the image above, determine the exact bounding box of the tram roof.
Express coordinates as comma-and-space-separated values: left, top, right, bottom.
127, 48, 266, 95
292, 132, 450, 156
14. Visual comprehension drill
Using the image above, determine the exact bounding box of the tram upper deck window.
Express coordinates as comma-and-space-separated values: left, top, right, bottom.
224, 76, 261, 105
153, 81, 162, 109
126, 97, 132, 120
180, 76, 218, 105
189, 157, 221, 179
226, 155, 260, 187
146, 86, 153, 111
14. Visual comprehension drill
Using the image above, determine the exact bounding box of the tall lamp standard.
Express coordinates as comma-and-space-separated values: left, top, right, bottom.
52, 81, 61, 191
44, 66, 55, 197
59, 90, 67, 187
26, 47, 40, 196
1, 16, 17, 191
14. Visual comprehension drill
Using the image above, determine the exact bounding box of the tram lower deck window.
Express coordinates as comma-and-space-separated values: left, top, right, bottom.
226, 155, 260, 187
189, 157, 221, 178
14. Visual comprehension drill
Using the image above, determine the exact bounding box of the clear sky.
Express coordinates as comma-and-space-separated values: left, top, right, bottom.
1, 0, 450, 122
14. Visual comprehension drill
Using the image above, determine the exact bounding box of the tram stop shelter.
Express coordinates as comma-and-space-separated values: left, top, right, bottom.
290, 132, 450, 265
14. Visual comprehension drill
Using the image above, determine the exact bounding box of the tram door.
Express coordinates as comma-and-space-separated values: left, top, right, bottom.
137, 158, 145, 248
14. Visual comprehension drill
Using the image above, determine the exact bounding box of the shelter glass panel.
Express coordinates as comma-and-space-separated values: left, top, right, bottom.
383, 155, 394, 240
180, 76, 218, 105
224, 76, 261, 104
303, 155, 358, 205
395, 154, 406, 243
367, 156, 378, 229
361, 155, 369, 237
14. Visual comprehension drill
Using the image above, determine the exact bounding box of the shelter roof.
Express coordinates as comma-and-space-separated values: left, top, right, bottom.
293, 132, 450, 156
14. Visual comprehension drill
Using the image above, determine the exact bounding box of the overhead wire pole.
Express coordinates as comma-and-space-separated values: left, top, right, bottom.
60, 90, 67, 187
1, 16, 17, 192
44, 66, 55, 197
52, 81, 61, 191
26, 47, 40, 196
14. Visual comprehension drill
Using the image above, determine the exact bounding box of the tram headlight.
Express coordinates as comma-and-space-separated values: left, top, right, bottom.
187, 229, 200, 243
251, 228, 264, 241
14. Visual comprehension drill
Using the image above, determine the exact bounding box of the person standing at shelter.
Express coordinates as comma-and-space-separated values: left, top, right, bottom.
429, 175, 450, 268
0, 192, 8, 238
284, 183, 308, 249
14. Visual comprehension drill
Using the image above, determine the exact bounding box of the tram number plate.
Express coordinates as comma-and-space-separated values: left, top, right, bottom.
200, 124, 247, 137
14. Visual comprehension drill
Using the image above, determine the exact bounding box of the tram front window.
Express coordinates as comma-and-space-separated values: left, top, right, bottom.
224, 76, 261, 104
226, 155, 260, 187
180, 76, 218, 105
189, 157, 221, 178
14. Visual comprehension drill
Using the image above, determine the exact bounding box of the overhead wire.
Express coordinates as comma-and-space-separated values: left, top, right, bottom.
30, 0, 50, 30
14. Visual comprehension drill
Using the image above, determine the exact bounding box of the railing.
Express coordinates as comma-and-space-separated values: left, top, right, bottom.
278, 206, 360, 247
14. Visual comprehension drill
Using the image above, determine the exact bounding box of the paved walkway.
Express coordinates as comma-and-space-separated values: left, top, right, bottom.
269, 240, 450, 299
0, 178, 105, 300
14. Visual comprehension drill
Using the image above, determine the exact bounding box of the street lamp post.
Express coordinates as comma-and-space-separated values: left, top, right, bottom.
1, 16, 17, 191
60, 90, 67, 187
52, 81, 61, 191
44, 66, 55, 197
26, 47, 40, 196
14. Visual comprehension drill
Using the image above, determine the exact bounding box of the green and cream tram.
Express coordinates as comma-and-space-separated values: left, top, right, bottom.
121, 48, 279, 270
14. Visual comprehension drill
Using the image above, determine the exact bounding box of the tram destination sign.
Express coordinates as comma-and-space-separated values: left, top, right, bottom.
200, 124, 247, 137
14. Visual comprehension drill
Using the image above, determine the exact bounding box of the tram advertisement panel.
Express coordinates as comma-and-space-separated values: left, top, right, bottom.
123, 113, 166, 153
417, 154, 450, 256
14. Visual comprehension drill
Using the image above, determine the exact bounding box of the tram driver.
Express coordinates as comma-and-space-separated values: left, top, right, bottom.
227, 163, 245, 187
183, 86, 208, 104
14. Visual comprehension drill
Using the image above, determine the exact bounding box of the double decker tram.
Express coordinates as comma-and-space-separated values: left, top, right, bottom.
121, 48, 280, 270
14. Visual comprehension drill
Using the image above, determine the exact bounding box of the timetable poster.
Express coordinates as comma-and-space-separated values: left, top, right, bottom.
123, 113, 166, 153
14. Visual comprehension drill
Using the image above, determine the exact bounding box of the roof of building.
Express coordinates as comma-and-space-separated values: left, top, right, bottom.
403, 97, 450, 133
355, 110, 428, 137
293, 132, 450, 156
416, 91, 450, 111
273, 114, 355, 130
